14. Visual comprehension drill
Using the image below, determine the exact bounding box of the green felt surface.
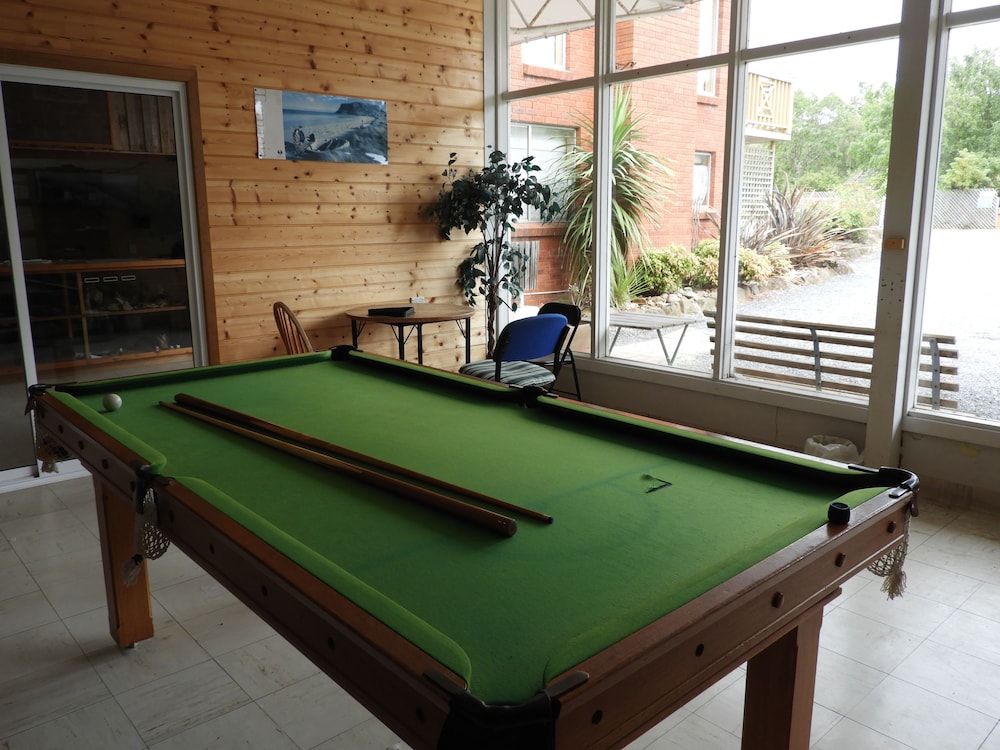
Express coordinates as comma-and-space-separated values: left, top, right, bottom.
56, 350, 892, 705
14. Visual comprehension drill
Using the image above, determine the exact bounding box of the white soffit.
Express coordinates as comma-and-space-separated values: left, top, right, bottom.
509, 0, 700, 42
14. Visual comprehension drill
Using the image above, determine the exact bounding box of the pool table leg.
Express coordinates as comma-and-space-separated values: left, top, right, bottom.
742, 603, 824, 750
93, 477, 154, 648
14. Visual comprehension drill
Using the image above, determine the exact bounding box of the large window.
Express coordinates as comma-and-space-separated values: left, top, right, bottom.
915, 18, 1000, 422
734, 40, 897, 401
500, 0, 1000, 435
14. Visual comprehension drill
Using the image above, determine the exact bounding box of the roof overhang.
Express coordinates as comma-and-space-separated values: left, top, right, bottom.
509, 0, 701, 43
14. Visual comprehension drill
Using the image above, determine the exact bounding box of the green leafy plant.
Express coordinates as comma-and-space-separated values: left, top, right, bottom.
826, 184, 881, 244
610, 250, 648, 307
639, 245, 700, 295
940, 148, 995, 190
557, 86, 673, 308
676, 239, 787, 289
740, 181, 841, 266
426, 150, 560, 356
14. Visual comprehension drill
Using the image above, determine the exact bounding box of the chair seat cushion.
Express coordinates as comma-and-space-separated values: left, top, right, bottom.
459, 359, 556, 388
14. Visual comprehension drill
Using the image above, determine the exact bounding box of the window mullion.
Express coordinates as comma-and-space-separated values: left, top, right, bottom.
713, 0, 751, 381
590, 0, 615, 358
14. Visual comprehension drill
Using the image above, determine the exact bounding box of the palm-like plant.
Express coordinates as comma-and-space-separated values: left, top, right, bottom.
558, 86, 673, 308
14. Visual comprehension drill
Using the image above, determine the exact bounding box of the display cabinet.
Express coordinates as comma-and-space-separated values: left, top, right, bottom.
1, 260, 193, 378
1, 81, 195, 381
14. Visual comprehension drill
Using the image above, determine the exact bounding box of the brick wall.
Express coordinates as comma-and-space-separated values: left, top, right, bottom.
509, 4, 731, 297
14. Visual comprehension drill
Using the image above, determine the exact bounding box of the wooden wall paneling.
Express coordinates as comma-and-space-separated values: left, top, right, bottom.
108, 93, 131, 151
0, 0, 486, 367
138, 95, 161, 152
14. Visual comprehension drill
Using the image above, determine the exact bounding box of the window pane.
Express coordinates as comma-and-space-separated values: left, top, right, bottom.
0, 180, 37, 471
748, 0, 901, 48
615, 0, 724, 71
509, 0, 595, 92
508, 91, 592, 319
951, 0, 1000, 10
509, 122, 575, 221
509, 0, 723, 91
731, 41, 897, 400
3, 81, 195, 386
522, 36, 567, 69
595, 73, 724, 373
915, 21, 1000, 420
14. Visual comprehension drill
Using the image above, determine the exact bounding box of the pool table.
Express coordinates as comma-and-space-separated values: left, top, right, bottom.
29, 348, 917, 750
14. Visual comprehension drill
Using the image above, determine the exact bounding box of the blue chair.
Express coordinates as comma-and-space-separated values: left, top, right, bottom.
536, 302, 583, 400
459, 313, 569, 389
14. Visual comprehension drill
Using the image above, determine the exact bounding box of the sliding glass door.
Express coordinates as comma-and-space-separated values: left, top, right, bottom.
0, 69, 204, 481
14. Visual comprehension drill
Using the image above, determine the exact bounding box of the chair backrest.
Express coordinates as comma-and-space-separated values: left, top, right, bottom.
273, 301, 314, 354
538, 302, 582, 354
538, 302, 582, 327
494, 313, 568, 363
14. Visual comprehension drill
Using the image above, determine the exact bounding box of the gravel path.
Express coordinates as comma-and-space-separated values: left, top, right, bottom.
737, 229, 1000, 420
614, 229, 1000, 420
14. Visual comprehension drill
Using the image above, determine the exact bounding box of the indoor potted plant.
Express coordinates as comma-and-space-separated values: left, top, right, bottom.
427, 150, 561, 357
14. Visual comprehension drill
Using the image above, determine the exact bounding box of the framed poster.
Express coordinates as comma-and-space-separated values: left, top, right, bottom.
254, 88, 388, 164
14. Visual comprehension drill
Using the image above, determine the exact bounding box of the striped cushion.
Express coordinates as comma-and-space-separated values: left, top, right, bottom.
459, 359, 556, 388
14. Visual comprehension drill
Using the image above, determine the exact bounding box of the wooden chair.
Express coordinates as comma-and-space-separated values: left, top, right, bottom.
459, 314, 568, 389
273, 301, 314, 354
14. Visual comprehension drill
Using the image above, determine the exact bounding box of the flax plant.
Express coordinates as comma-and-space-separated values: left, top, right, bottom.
557, 87, 673, 308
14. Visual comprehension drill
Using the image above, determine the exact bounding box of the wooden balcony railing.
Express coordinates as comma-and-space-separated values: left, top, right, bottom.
745, 72, 793, 142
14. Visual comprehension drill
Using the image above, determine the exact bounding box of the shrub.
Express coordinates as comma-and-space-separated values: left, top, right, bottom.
739, 182, 840, 265
689, 239, 789, 288
639, 245, 699, 295
738, 247, 773, 283
833, 185, 881, 243
691, 240, 721, 287
637, 240, 789, 293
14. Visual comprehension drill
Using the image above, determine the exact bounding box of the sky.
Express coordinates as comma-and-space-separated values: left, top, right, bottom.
749, 5, 1000, 100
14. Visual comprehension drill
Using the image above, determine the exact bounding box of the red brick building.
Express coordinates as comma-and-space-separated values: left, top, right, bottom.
507, 1, 733, 299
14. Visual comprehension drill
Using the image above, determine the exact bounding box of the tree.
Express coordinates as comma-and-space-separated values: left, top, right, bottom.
773, 83, 894, 194
849, 82, 895, 193
773, 91, 861, 191
427, 150, 560, 357
940, 148, 992, 189
940, 47, 1000, 190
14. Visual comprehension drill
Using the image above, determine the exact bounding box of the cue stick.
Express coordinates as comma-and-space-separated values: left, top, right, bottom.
171, 392, 553, 524
159, 400, 518, 538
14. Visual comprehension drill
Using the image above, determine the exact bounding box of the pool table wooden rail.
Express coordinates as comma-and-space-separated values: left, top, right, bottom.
32, 389, 461, 749
551, 482, 913, 749
31, 384, 917, 750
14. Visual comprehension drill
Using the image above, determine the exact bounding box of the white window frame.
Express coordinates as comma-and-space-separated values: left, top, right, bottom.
0, 65, 208, 385
496, 0, 1000, 464
693, 150, 713, 209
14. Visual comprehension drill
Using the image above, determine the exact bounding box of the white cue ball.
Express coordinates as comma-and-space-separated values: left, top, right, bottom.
103, 393, 123, 412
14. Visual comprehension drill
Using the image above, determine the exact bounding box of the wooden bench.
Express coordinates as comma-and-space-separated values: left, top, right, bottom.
704, 311, 958, 409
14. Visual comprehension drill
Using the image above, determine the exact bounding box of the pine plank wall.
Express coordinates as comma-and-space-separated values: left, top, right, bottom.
0, 0, 487, 369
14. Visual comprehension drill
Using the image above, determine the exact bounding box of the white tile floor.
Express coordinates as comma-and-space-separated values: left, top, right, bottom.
2, 474, 999, 750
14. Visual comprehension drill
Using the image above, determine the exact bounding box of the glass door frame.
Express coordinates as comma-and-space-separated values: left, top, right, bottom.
0, 64, 207, 485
